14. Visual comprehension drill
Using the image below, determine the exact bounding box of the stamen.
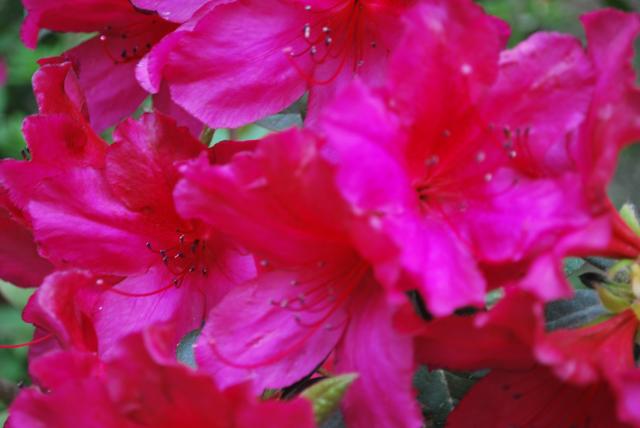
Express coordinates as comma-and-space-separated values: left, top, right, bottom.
0, 334, 53, 349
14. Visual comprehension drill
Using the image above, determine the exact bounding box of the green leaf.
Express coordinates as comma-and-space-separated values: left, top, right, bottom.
302, 374, 357, 425
620, 202, 640, 237
563, 258, 585, 276
544, 289, 607, 330
0, 280, 34, 309
176, 329, 201, 368
564, 258, 587, 290
414, 367, 479, 428
320, 410, 346, 428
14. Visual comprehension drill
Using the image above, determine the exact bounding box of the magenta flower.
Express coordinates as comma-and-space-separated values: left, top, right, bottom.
175, 129, 422, 428
7, 328, 316, 428
314, 6, 640, 309
19, 0, 204, 133
407, 291, 639, 427
0, 63, 254, 355
135, 0, 415, 128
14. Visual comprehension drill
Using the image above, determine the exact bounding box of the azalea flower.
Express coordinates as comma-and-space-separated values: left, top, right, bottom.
134, 0, 415, 128
175, 129, 422, 428
405, 289, 640, 427
19, 0, 202, 132
0, 62, 254, 355
314, 6, 640, 310
7, 328, 316, 428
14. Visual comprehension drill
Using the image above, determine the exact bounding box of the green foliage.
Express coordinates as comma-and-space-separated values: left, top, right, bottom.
301, 374, 358, 425
544, 289, 608, 330
176, 328, 201, 368
414, 367, 482, 428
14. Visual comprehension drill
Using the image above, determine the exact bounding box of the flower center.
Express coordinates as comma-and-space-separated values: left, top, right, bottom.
95, 14, 175, 65
284, 1, 380, 85
146, 230, 210, 287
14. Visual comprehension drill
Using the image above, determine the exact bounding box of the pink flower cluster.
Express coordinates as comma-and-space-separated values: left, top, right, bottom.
1, 0, 640, 427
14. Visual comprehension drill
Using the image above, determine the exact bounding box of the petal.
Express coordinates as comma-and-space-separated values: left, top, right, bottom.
153, 83, 203, 136
486, 32, 595, 175
106, 112, 203, 217
28, 167, 157, 274
389, 0, 508, 122
175, 129, 352, 266
131, 0, 225, 23
196, 269, 347, 392
317, 80, 413, 214
448, 367, 629, 428
94, 266, 207, 356
580, 10, 640, 203
335, 285, 422, 428
616, 370, 640, 426
63, 36, 148, 132
535, 310, 638, 384
23, 270, 101, 353
412, 290, 541, 371
0, 207, 52, 287
162, 0, 309, 128
21, 0, 144, 48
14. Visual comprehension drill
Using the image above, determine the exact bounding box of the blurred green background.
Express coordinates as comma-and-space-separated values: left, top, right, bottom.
0, 0, 638, 422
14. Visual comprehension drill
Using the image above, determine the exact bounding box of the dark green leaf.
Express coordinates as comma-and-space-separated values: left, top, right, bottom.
544, 289, 607, 330
414, 367, 479, 428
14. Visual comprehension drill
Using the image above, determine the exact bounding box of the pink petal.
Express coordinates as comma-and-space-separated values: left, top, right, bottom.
486, 32, 595, 175
175, 129, 352, 266
335, 285, 422, 428
0, 207, 52, 287
580, 10, 640, 203
23, 270, 100, 353
411, 290, 542, 371
196, 269, 347, 392
131, 0, 226, 23
389, 0, 508, 121
162, 0, 309, 128
153, 83, 203, 136
28, 167, 157, 274
21, 0, 145, 48
106, 112, 203, 218
62, 36, 149, 132
94, 266, 206, 356
448, 367, 629, 428
535, 310, 638, 384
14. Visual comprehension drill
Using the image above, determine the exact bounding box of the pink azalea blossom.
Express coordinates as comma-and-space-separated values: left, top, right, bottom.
135, 0, 415, 128
20, 0, 203, 133
405, 290, 640, 427
7, 328, 316, 428
0, 62, 254, 355
175, 129, 422, 428
314, 6, 640, 309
